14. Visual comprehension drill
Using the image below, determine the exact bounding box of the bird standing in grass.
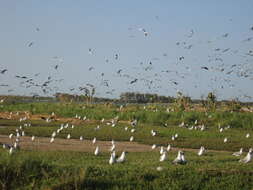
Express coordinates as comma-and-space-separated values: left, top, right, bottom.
198, 146, 205, 156
167, 144, 171, 152
232, 148, 243, 156
116, 151, 127, 163
94, 146, 99, 156
109, 151, 116, 165
173, 150, 187, 164
160, 146, 164, 154
159, 151, 168, 162
110, 144, 116, 152
239, 148, 252, 163
9, 147, 13, 155
92, 137, 96, 144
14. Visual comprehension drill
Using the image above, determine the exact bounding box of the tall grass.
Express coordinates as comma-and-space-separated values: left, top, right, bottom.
0, 150, 252, 190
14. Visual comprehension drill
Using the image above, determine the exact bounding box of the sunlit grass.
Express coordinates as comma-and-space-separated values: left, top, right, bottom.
0, 103, 253, 189
0, 149, 252, 190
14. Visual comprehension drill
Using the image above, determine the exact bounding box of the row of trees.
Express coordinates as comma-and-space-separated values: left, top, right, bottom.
1, 92, 248, 112
53, 91, 247, 112
54, 93, 112, 104
119, 92, 175, 103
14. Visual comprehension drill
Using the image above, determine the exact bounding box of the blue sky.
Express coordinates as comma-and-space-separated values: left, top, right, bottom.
0, 0, 253, 100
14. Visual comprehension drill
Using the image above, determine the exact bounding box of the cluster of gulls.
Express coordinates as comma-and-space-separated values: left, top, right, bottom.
0, 22, 253, 100
1, 109, 252, 169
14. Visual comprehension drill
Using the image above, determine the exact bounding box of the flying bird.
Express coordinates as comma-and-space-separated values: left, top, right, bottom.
222, 33, 229, 38
117, 69, 122, 74
88, 67, 94, 71
187, 29, 194, 38
88, 48, 94, 55
201, 67, 209, 70
54, 65, 59, 70
28, 42, 34, 47
179, 56, 184, 61
242, 37, 253, 42
130, 79, 138, 84
138, 28, 148, 36
0, 69, 7, 74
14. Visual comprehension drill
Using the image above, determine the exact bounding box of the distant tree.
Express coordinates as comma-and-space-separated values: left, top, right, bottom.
173, 92, 192, 111
119, 92, 175, 103
227, 98, 242, 112
206, 92, 217, 111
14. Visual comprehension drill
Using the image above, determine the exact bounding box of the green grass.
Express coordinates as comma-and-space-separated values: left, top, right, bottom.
0, 102, 253, 189
1, 102, 253, 128
0, 118, 252, 151
0, 149, 253, 190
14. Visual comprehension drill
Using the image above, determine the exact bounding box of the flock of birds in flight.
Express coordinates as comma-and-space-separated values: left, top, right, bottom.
1, 108, 252, 167
0, 21, 253, 99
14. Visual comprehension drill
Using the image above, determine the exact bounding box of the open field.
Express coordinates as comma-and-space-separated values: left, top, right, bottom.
0, 102, 253, 189
1, 1, 253, 189
1, 149, 253, 190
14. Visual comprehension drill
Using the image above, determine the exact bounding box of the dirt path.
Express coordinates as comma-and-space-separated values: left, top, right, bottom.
0, 135, 232, 153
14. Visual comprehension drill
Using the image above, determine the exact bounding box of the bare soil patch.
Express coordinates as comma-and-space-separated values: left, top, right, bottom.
0, 135, 231, 154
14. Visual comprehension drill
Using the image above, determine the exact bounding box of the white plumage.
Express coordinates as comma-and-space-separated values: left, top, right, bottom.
239, 148, 252, 163
159, 151, 167, 162
9, 133, 13, 139
160, 146, 164, 155
232, 148, 243, 156
94, 146, 99, 156
92, 137, 96, 144
9, 147, 13, 155
116, 151, 127, 163
110, 144, 116, 152
167, 144, 171, 152
198, 146, 205, 156
50, 137, 54, 143
173, 150, 187, 164
109, 151, 116, 165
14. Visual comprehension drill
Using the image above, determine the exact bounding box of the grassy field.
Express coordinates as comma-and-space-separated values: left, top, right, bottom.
1, 102, 253, 128
0, 149, 253, 190
0, 119, 252, 151
0, 102, 253, 189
